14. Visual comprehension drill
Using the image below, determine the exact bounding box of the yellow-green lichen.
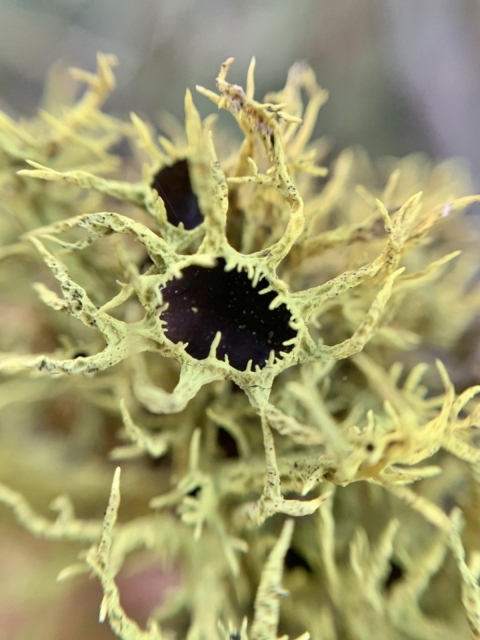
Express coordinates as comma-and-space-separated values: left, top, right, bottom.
0, 55, 479, 640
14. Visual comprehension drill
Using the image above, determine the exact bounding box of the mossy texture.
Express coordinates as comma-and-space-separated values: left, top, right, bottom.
0, 54, 479, 639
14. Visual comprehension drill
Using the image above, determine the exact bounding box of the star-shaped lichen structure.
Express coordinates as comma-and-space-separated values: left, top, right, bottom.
3, 59, 410, 420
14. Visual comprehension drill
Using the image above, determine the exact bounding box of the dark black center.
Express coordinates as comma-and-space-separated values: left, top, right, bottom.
159, 259, 297, 371
151, 159, 203, 230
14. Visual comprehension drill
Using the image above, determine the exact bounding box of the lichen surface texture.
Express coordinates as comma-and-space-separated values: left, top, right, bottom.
0, 55, 479, 640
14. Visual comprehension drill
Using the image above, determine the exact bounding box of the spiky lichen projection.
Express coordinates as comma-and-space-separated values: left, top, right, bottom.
0, 56, 479, 640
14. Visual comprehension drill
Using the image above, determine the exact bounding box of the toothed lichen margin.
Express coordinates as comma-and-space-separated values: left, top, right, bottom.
0, 55, 479, 639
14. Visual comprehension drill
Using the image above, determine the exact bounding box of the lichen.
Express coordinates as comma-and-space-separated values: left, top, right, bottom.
0, 54, 479, 640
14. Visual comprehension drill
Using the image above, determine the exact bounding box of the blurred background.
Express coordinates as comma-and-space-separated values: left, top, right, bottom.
1, 0, 480, 180
1, 1, 480, 638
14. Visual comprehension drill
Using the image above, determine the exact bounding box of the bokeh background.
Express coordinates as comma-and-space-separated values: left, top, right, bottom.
1, 1, 480, 639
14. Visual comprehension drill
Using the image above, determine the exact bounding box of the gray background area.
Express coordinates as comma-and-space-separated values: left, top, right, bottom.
1, 0, 480, 181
